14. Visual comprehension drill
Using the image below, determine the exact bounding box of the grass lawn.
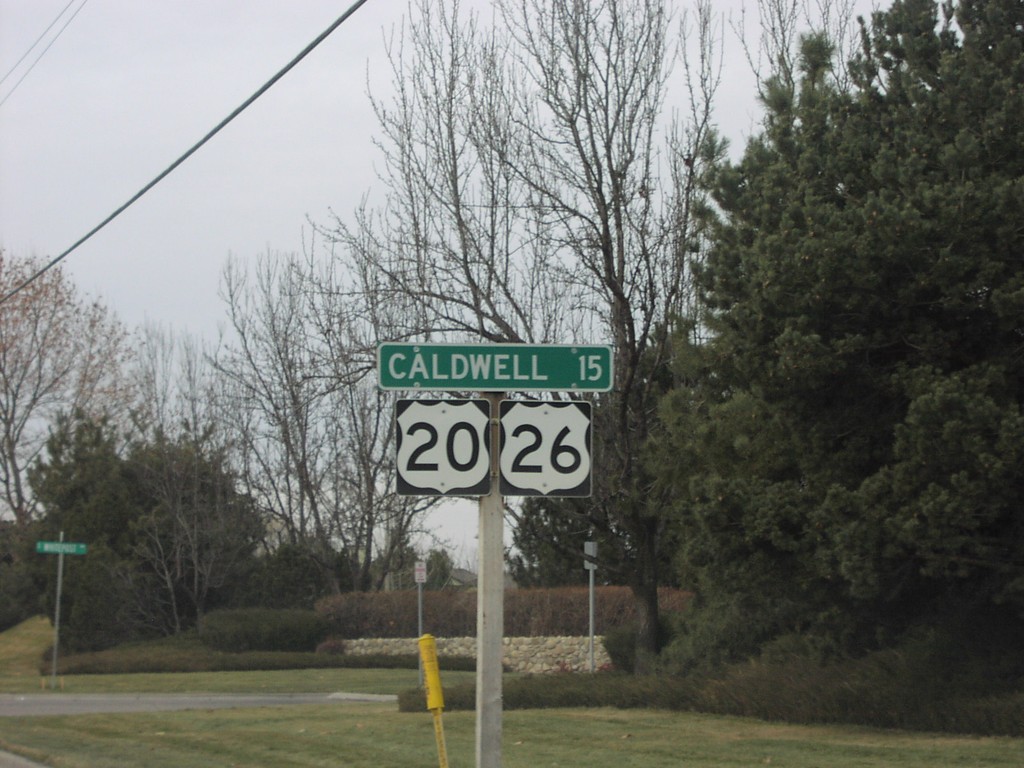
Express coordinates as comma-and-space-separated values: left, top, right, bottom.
0, 617, 471, 694
1, 704, 1023, 768
2, 666, 478, 695
0, 615, 52, 689
2, 618, 1022, 767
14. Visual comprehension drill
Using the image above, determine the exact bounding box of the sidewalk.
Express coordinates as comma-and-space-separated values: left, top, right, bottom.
0, 751, 45, 768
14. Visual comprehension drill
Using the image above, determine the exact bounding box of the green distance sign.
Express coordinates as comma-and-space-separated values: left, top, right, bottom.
378, 343, 613, 392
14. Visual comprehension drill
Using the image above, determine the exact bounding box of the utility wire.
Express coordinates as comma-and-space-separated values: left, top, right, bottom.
0, 0, 90, 108
0, 0, 372, 305
0, 0, 79, 87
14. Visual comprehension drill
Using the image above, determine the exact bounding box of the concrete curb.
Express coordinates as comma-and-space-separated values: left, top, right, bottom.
0, 691, 397, 717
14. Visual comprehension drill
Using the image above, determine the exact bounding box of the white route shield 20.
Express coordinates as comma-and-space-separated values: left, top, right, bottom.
395, 399, 491, 496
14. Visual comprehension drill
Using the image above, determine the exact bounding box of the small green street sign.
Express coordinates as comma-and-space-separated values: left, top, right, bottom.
36, 541, 88, 556
378, 343, 613, 391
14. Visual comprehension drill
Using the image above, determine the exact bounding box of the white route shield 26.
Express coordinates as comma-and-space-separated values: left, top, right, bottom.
499, 400, 591, 497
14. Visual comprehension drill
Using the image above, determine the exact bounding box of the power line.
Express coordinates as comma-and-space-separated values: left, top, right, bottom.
0, 0, 90, 108
0, 0, 78, 87
0, 0, 373, 306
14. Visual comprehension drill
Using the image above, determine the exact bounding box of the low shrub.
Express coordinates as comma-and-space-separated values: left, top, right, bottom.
318, 590, 472, 639
398, 682, 475, 713
51, 634, 476, 675
53, 648, 345, 675
398, 673, 700, 713
397, 668, 1024, 736
657, 593, 797, 675
199, 608, 328, 653
315, 637, 347, 655
48, 634, 206, 674
684, 652, 1024, 736
601, 625, 635, 671
601, 617, 677, 672
58, 648, 400, 675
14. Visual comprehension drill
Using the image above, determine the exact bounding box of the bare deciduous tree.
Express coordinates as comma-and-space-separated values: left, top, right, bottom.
326, 0, 720, 669
736, 0, 861, 98
215, 252, 435, 593
333, 0, 590, 346
0, 252, 131, 527
129, 325, 260, 634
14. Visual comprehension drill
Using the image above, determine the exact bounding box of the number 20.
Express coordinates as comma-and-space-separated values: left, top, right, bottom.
407, 421, 481, 472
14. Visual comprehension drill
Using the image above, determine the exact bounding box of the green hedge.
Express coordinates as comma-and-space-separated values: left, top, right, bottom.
51, 634, 475, 675
397, 670, 1024, 737
54, 648, 370, 675
397, 674, 697, 714
601, 617, 677, 672
198, 608, 329, 653
316, 586, 690, 639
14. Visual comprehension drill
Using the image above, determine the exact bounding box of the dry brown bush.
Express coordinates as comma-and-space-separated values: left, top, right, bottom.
316, 586, 690, 639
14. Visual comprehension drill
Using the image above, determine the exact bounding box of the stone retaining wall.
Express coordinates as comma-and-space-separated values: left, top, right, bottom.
344, 636, 611, 674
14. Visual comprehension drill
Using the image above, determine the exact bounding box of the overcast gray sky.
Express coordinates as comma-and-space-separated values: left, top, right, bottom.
1, 0, 433, 336
0, 0, 870, 558
0, 0, 788, 339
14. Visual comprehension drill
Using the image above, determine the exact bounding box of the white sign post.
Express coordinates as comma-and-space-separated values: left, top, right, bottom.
476, 394, 504, 768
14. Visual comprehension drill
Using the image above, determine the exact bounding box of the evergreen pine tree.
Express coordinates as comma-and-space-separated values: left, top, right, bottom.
663, 0, 1024, 663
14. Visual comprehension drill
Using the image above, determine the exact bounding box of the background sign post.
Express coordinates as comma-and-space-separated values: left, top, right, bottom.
51, 531, 65, 690
35, 531, 88, 690
584, 541, 598, 673
416, 560, 427, 686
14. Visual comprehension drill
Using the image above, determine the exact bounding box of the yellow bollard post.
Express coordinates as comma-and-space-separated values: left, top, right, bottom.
418, 634, 449, 768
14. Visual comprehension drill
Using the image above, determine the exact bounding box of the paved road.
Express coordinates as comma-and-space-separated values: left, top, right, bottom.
0, 692, 397, 767
0, 753, 43, 768
0, 691, 395, 717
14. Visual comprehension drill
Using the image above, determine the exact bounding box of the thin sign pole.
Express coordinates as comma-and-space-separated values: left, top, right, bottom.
50, 531, 65, 690
589, 565, 596, 673
585, 541, 597, 673
416, 560, 427, 687
476, 392, 504, 768
418, 578, 425, 687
